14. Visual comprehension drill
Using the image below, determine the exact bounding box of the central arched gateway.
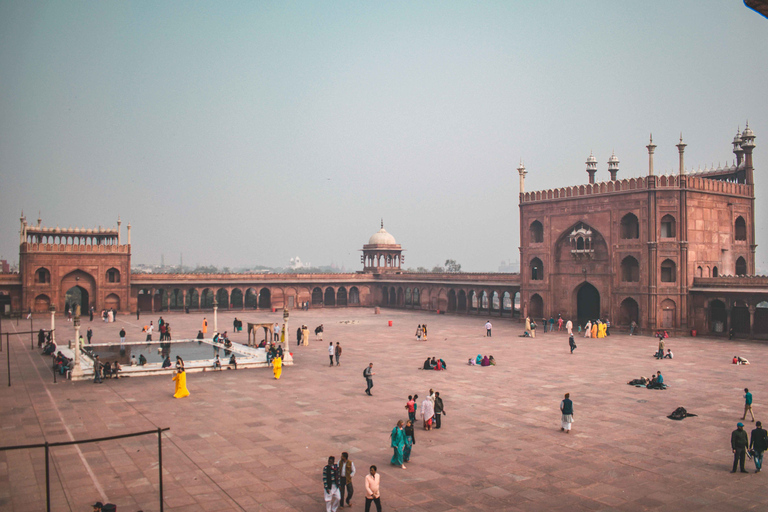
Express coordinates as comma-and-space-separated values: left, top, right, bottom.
576, 283, 600, 327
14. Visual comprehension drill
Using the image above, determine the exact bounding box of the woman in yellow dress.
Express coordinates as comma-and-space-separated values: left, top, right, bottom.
272, 355, 282, 380
173, 369, 190, 398
302, 325, 310, 346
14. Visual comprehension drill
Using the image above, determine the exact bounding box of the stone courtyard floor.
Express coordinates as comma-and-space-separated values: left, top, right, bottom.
1, 308, 767, 511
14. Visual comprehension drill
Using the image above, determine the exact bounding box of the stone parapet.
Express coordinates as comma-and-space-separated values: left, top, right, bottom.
521, 175, 752, 204
21, 243, 130, 254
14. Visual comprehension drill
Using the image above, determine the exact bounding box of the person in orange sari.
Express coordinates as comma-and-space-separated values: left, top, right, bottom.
202, 318, 208, 335
173, 369, 190, 398
591, 322, 598, 338
273, 355, 282, 380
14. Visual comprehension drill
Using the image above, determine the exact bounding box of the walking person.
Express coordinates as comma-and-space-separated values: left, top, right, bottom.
145, 321, 153, 341
751, 421, 767, 473
92, 355, 103, 384
420, 394, 435, 431
548, 316, 555, 332
560, 393, 574, 433
415, 324, 422, 340
731, 422, 749, 473
742, 388, 755, 422
557, 316, 564, 331
405, 395, 416, 422
403, 420, 415, 462
328, 342, 334, 367
202, 317, 208, 335
315, 324, 324, 341
87, 328, 93, 344
322, 456, 342, 512
485, 320, 492, 337
338, 452, 355, 508
434, 391, 446, 429
334, 342, 342, 366
136, 307, 140, 320
364, 363, 375, 395
364, 465, 381, 512
390, 420, 406, 469
89, 306, 94, 322
297, 326, 303, 346
569, 334, 577, 354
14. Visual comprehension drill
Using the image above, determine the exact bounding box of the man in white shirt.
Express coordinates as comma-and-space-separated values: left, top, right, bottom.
328, 342, 335, 367
485, 320, 492, 337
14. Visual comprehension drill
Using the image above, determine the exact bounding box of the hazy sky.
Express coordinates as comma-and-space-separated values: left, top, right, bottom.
1, 1, 767, 272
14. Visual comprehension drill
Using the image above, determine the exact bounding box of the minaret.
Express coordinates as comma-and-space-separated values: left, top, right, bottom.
517, 160, 527, 193
127, 223, 131, 245
607, 151, 619, 181
117, 216, 122, 245
741, 122, 756, 185
37, 212, 42, 227
676, 133, 686, 175
19, 211, 25, 245
733, 128, 744, 166
646, 134, 656, 176
585, 152, 597, 184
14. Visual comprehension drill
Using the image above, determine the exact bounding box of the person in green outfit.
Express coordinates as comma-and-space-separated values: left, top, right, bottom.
390, 420, 407, 469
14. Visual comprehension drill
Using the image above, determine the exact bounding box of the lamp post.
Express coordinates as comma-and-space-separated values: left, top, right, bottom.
49, 305, 56, 344
282, 308, 290, 349
71, 308, 83, 379
213, 297, 218, 333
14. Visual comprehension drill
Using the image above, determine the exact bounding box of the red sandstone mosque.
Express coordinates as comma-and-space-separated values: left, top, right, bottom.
1, 126, 766, 338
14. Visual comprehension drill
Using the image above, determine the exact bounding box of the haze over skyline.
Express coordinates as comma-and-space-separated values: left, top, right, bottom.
1, 1, 767, 272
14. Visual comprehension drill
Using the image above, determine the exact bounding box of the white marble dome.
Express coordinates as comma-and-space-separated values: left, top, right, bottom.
368, 228, 397, 245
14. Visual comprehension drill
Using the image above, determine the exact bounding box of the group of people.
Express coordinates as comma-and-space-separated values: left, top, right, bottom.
232, 317, 243, 332
654, 338, 673, 359
582, 319, 610, 338
468, 354, 495, 366
92, 355, 121, 383
100, 308, 117, 323
323, 453, 381, 512
296, 324, 311, 346
329, 342, 342, 366
414, 324, 428, 340
421, 356, 446, 370
733, 356, 750, 365
390, 392, 446, 471
53, 351, 72, 376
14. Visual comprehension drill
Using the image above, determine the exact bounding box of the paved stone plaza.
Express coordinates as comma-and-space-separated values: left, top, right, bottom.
1, 309, 767, 511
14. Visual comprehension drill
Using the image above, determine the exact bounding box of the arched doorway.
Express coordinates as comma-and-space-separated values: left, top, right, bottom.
660, 299, 676, 329
529, 294, 544, 319
619, 297, 639, 327
576, 283, 600, 327
324, 287, 336, 306
731, 301, 750, 335
65, 285, 90, 315
457, 290, 467, 311
104, 293, 120, 311
447, 290, 457, 312
258, 288, 271, 309
34, 294, 51, 313
709, 300, 727, 334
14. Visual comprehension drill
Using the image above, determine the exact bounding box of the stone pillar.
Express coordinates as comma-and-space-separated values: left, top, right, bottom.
282, 308, 290, 350
71, 313, 83, 379
213, 298, 218, 333
517, 161, 527, 194
49, 306, 56, 344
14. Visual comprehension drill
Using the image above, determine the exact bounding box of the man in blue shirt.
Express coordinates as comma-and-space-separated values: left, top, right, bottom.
742, 388, 755, 422
656, 371, 663, 384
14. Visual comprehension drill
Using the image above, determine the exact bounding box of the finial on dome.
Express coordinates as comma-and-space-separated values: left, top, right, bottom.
381, 218, 383, 229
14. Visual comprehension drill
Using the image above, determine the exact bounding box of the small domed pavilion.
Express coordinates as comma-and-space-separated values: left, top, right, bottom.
361, 221, 403, 273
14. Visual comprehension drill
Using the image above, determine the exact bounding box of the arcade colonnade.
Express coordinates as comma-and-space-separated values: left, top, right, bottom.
378, 283, 521, 317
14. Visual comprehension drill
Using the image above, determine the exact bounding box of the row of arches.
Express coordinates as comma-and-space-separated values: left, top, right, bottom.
35, 267, 121, 284
531, 256, 678, 283
26, 235, 120, 245
138, 286, 362, 311
381, 286, 520, 316
32, 291, 121, 313
529, 214, 747, 245
708, 299, 768, 337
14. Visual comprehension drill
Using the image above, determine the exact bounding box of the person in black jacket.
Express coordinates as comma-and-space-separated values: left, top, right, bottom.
750, 421, 768, 473
731, 422, 749, 473
434, 392, 446, 429
323, 456, 341, 511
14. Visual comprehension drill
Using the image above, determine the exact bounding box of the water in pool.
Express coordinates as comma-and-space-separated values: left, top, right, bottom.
84, 340, 244, 365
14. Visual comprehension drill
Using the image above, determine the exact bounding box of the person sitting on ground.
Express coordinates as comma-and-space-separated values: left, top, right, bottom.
103, 361, 112, 378
475, 354, 483, 365
162, 355, 171, 368
422, 358, 432, 370
647, 371, 666, 389
224, 336, 232, 348
737, 356, 750, 365
733, 356, 739, 364
627, 376, 648, 386
212, 332, 220, 344
430, 357, 438, 368
130, 355, 137, 366
664, 349, 673, 359
196, 330, 204, 340
489, 355, 496, 366
468, 357, 476, 366
481, 355, 490, 367
435, 358, 443, 371
229, 353, 237, 369
138, 354, 147, 366
440, 358, 447, 369
112, 361, 121, 378
42, 340, 57, 356
213, 355, 222, 370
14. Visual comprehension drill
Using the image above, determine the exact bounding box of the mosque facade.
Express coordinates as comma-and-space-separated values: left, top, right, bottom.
1, 125, 766, 338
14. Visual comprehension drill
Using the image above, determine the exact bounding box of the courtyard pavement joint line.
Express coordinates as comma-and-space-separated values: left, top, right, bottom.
105, 382, 249, 512
8, 321, 109, 504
